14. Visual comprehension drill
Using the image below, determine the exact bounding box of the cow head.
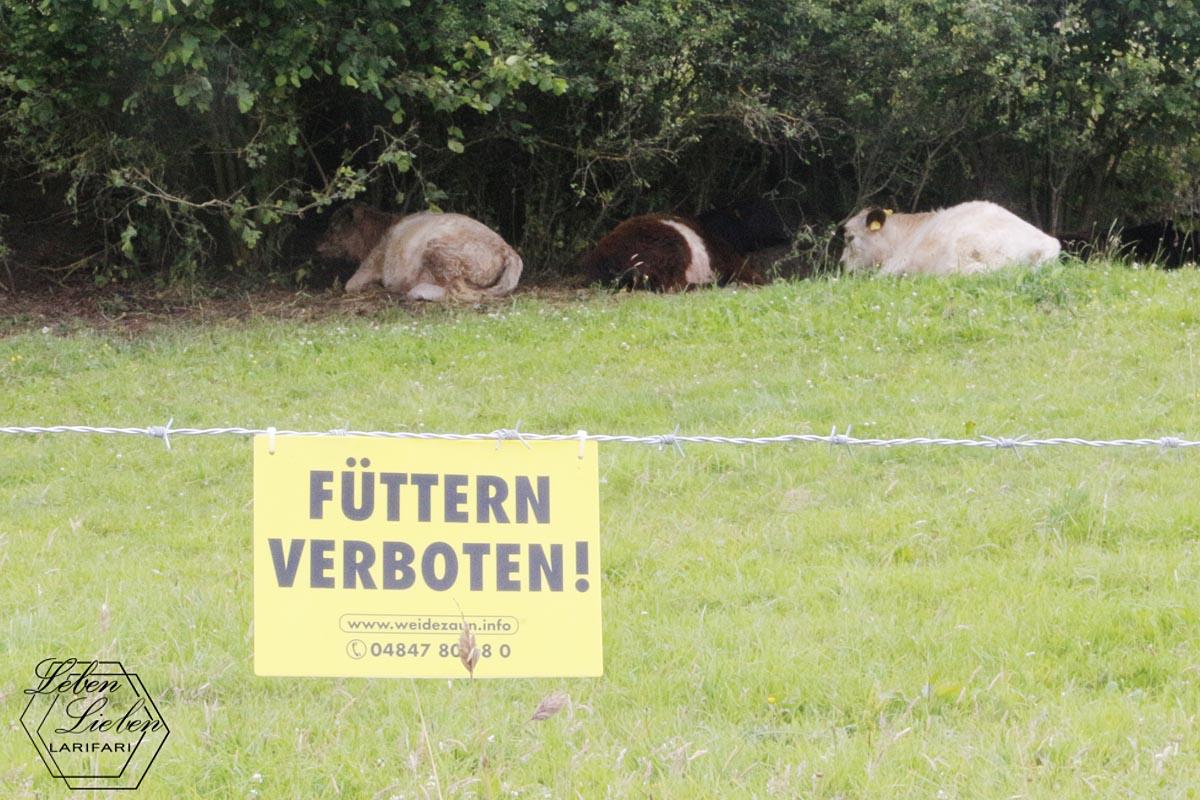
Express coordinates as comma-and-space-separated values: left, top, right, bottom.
839, 206, 893, 271
316, 202, 394, 263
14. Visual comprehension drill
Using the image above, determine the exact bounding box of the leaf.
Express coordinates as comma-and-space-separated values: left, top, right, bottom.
178, 33, 199, 65
447, 139, 464, 154
120, 223, 138, 258
530, 691, 569, 721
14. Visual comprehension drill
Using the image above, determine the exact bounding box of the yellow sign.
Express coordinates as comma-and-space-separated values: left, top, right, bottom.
252, 436, 601, 678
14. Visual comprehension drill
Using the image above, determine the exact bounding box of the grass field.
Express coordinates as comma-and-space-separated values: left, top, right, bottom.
2, 261, 1200, 798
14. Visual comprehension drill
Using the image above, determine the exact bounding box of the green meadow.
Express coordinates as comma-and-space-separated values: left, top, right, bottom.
3, 262, 1200, 798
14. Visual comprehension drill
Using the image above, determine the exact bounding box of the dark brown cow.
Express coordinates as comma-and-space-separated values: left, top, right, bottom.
581, 214, 762, 291
1120, 221, 1199, 268
697, 198, 798, 254
1061, 220, 1198, 268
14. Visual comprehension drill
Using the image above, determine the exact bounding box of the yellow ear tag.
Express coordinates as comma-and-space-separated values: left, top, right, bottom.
884, 208, 894, 215
868, 220, 882, 231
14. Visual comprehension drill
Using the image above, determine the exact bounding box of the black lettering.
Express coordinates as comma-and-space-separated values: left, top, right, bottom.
411, 474, 439, 522
515, 476, 550, 524
310, 539, 335, 588
462, 543, 491, 590
269, 538, 305, 587
382, 542, 415, 589
341, 469, 375, 521
496, 543, 520, 591
309, 471, 333, 519
379, 473, 408, 521
574, 541, 590, 591
25, 658, 79, 696
343, 540, 376, 589
444, 474, 469, 523
476, 475, 509, 523
55, 696, 108, 734
421, 542, 458, 591
529, 543, 563, 591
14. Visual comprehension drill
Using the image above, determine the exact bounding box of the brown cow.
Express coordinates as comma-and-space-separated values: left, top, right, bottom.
581, 214, 762, 291
317, 203, 522, 301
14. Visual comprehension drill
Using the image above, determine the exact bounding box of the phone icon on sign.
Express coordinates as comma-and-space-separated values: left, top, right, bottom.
346, 639, 367, 660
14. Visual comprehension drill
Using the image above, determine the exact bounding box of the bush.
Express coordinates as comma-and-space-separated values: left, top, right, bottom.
0, 0, 566, 281
1, 0, 1197, 284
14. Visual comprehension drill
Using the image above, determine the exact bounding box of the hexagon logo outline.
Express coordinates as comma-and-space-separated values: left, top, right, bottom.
20, 658, 170, 791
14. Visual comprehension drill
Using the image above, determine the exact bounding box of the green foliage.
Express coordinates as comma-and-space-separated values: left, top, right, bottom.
0, 0, 565, 279
0, 0, 1198, 282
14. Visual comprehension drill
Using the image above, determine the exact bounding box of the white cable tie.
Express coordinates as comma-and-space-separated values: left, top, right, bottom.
267, 426, 277, 455
576, 429, 588, 459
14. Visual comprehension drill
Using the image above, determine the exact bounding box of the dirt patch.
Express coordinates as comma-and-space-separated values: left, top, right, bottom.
0, 282, 599, 337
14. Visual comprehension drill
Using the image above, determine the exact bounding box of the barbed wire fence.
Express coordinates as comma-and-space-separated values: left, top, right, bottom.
2, 422, 1198, 455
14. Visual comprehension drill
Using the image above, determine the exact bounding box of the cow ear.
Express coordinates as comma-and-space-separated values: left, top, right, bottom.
349, 201, 369, 221
866, 208, 888, 232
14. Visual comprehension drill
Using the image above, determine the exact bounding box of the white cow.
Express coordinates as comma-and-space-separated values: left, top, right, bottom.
840, 201, 1061, 275
317, 203, 522, 301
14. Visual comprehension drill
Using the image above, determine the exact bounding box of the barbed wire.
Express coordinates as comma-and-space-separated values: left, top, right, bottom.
1, 422, 1197, 454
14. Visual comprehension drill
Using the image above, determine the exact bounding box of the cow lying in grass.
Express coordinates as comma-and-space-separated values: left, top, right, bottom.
840, 201, 1061, 275
317, 203, 522, 301
1116, 221, 1199, 268
697, 198, 798, 254
581, 214, 763, 291
1061, 220, 1198, 268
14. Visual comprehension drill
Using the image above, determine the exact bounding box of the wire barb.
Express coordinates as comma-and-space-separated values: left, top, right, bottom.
493, 421, 531, 450
981, 435, 1027, 450
653, 424, 685, 457
146, 418, 173, 450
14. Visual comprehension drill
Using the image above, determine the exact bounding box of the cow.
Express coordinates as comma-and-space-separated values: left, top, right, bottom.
839, 201, 1061, 275
317, 202, 522, 301
697, 198, 798, 255
1118, 220, 1199, 268
1058, 220, 1198, 268
581, 213, 763, 291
